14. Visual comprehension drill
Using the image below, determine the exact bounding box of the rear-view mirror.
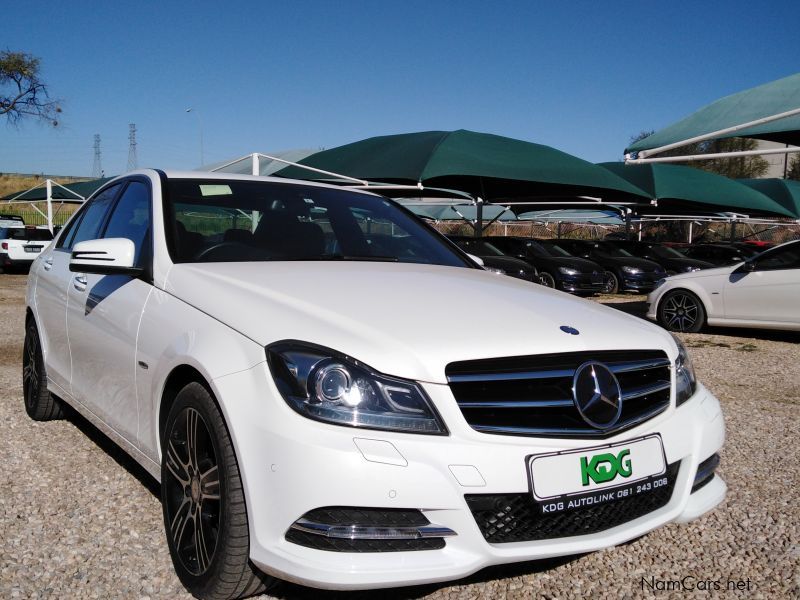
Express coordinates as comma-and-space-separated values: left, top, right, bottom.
69, 238, 142, 276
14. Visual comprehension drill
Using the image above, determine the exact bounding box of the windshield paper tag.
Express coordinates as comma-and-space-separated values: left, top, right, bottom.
199, 184, 233, 196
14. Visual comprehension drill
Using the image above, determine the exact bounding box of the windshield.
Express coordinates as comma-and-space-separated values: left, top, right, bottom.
453, 239, 505, 257
165, 179, 471, 267
649, 245, 685, 259
537, 241, 574, 257
596, 243, 634, 257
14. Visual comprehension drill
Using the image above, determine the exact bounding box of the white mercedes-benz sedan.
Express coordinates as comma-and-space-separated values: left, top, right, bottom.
24, 170, 726, 599
647, 240, 800, 332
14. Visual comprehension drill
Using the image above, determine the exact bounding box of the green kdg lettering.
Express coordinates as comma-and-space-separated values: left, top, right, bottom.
580, 449, 633, 485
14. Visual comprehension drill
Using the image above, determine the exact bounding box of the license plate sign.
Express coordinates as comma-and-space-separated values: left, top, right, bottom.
528, 434, 666, 502
24, 245, 42, 253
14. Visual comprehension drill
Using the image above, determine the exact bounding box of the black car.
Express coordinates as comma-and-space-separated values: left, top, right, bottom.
553, 239, 666, 294
598, 240, 713, 275
486, 236, 604, 295
680, 243, 756, 266
447, 236, 539, 283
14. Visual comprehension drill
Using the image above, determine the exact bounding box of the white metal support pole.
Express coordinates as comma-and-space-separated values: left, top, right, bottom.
688, 221, 693, 244
46, 179, 53, 233
252, 153, 260, 176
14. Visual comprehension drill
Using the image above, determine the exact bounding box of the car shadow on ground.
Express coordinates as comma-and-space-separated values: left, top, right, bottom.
270, 554, 584, 599
63, 404, 161, 498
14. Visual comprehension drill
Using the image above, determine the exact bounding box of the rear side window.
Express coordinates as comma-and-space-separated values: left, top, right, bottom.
755, 243, 800, 271
58, 184, 122, 250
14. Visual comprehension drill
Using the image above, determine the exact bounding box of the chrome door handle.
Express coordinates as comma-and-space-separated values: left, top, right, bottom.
73, 275, 87, 292
43, 257, 53, 271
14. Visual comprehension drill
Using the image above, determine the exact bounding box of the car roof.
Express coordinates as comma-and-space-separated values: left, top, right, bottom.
118, 169, 382, 198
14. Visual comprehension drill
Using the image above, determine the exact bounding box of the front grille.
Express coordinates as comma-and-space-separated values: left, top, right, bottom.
447, 350, 671, 438
466, 461, 680, 544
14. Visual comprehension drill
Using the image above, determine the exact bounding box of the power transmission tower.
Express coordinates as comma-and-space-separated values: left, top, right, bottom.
92, 134, 103, 178
127, 123, 138, 170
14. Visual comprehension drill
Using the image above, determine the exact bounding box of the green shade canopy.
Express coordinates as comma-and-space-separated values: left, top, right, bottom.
627, 73, 800, 154
275, 130, 650, 201
515, 208, 624, 224
397, 201, 517, 222
4, 177, 113, 201
599, 162, 795, 218
737, 178, 800, 218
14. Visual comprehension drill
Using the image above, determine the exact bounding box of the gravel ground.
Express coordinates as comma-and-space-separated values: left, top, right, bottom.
1, 274, 798, 599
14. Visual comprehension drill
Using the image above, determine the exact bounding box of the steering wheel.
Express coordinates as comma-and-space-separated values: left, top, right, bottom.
193, 241, 255, 262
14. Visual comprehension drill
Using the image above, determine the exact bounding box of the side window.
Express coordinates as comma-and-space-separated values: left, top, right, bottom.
754, 243, 800, 271
102, 182, 151, 266
59, 184, 123, 251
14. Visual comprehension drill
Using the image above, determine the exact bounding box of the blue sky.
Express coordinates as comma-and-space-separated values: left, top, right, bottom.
2, 0, 798, 176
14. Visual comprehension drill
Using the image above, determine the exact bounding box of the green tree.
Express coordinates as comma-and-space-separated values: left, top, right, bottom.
0, 50, 60, 126
629, 131, 769, 179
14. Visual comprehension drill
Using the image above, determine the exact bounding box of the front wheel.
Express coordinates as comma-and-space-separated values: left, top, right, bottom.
161, 382, 275, 599
539, 271, 556, 288
23, 320, 63, 421
602, 271, 620, 294
658, 290, 706, 332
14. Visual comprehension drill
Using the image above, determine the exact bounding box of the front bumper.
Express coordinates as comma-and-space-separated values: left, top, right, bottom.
559, 273, 604, 294
621, 272, 664, 293
212, 364, 725, 591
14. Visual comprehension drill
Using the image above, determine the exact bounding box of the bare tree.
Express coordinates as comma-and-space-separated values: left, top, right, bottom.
0, 50, 60, 126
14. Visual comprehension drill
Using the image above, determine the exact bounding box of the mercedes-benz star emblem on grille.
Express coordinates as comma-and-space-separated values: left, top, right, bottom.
560, 325, 579, 335
572, 361, 623, 429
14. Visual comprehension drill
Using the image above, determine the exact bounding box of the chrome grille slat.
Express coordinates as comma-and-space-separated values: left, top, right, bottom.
457, 399, 574, 409
447, 350, 672, 439
621, 380, 671, 401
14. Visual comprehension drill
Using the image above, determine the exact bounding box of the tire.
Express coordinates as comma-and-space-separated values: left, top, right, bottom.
602, 271, 620, 294
540, 271, 556, 288
658, 290, 706, 333
161, 382, 275, 599
23, 320, 63, 421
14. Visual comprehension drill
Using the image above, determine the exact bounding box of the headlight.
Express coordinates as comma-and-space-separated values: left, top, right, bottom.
684, 266, 701, 272
672, 334, 697, 406
558, 266, 579, 276
622, 266, 641, 274
484, 266, 506, 275
267, 342, 447, 434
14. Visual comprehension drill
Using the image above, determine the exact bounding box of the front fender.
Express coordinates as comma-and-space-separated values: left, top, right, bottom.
136, 287, 266, 464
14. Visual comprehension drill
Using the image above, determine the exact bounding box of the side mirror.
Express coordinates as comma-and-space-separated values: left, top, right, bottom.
466, 253, 485, 267
70, 238, 142, 276
734, 261, 756, 274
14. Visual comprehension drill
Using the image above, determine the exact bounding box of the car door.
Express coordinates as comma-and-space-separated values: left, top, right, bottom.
66, 179, 154, 443
34, 184, 123, 395
723, 243, 800, 324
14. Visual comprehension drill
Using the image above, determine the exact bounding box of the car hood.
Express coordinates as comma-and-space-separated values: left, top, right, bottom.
536, 256, 602, 273
164, 262, 676, 384
479, 255, 535, 273
664, 263, 739, 281
597, 255, 665, 271
663, 257, 715, 271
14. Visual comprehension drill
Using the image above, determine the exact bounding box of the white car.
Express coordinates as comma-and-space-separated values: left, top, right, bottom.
0, 223, 53, 272
25, 170, 725, 599
647, 240, 800, 332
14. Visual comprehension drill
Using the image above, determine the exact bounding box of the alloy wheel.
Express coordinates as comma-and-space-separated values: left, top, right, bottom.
164, 407, 221, 576
662, 293, 699, 332
540, 272, 556, 288
22, 327, 40, 411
